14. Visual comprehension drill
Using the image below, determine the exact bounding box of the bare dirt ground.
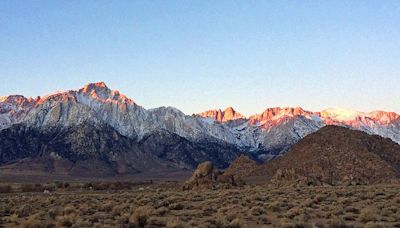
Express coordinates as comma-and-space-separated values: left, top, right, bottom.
0, 170, 193, 183
1, 182, 400, 227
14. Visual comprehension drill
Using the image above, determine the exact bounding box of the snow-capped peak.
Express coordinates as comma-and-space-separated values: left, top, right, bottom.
368, 111, 399, 125
320, 108, 362, 121
320, 108, 399, 125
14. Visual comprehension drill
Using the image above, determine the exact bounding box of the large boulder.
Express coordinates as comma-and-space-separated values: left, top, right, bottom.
188, 161, 217, 181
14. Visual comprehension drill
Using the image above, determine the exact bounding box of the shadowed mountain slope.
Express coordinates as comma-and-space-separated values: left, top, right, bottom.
0, 123, 245, 177
225, 126, 400, 186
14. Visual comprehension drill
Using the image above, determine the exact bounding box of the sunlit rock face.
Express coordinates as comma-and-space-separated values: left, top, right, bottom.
368, 111, 399, 125
248, 107, 319, 129
320, 108, 362, 122
318, 109, 400, 144
75, 83, 145, 138
25, 92, 102, 130
0, 95, 38, 129
198, 107, 245, 122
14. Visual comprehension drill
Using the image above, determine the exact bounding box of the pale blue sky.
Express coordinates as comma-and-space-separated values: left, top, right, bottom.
1, 0, 399, 116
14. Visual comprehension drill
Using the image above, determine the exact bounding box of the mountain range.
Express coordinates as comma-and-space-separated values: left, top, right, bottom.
0, 82, 399, 176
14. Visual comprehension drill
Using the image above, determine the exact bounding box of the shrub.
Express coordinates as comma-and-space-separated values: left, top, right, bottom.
20, 214, 54, 228
156, 206, 169, 216
112, 205, 125, 216
360, 207, 378, 222
15, 205, 32, 218
129, 206, 154, 227
147, 217, 166, 226
99, 201, 114, 212
250, 206, 264, 216
169, 203, 184, 210
63, 205, 76, 215
166, 218, 185, 228
344, 206, 359, 214
56, 215, 76, 227
392, 196, 400, 204
364, 222, 386, 228
327, 218, 348, 228
258, 215, 270, 225
229, 218, 242, 228
48, 208, 60, 220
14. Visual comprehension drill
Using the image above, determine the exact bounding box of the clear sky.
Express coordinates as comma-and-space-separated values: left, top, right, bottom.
1, 0, 399, 116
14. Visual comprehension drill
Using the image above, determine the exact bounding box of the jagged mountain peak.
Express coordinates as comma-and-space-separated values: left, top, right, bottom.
36, 91, 76, 105
248, 107, 318, 130
0, 95, 25, 103
78, 82, 135, 105
0, 95, 39, 129
0, 95, 37, 105
29, 82, 136, 109
198, 106, 245, 122
368, 111, 399, 125
0, 95, 38, 113
80, 81, 110, 95
87, 81, 108, 88
254, 107, 312, 118
224, 106, 235, 112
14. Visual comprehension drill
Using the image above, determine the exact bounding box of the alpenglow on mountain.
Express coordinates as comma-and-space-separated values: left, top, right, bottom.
0, 82, 399, 175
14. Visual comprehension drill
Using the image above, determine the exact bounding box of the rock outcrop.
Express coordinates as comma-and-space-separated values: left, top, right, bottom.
182, 161, 242, 190
198, 107, 245, 122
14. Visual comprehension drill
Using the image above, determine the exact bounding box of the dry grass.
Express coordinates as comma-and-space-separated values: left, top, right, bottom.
0, 183, 400, 227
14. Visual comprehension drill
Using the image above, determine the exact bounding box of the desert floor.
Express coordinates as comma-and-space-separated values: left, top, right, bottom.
0, 182, 400, 227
